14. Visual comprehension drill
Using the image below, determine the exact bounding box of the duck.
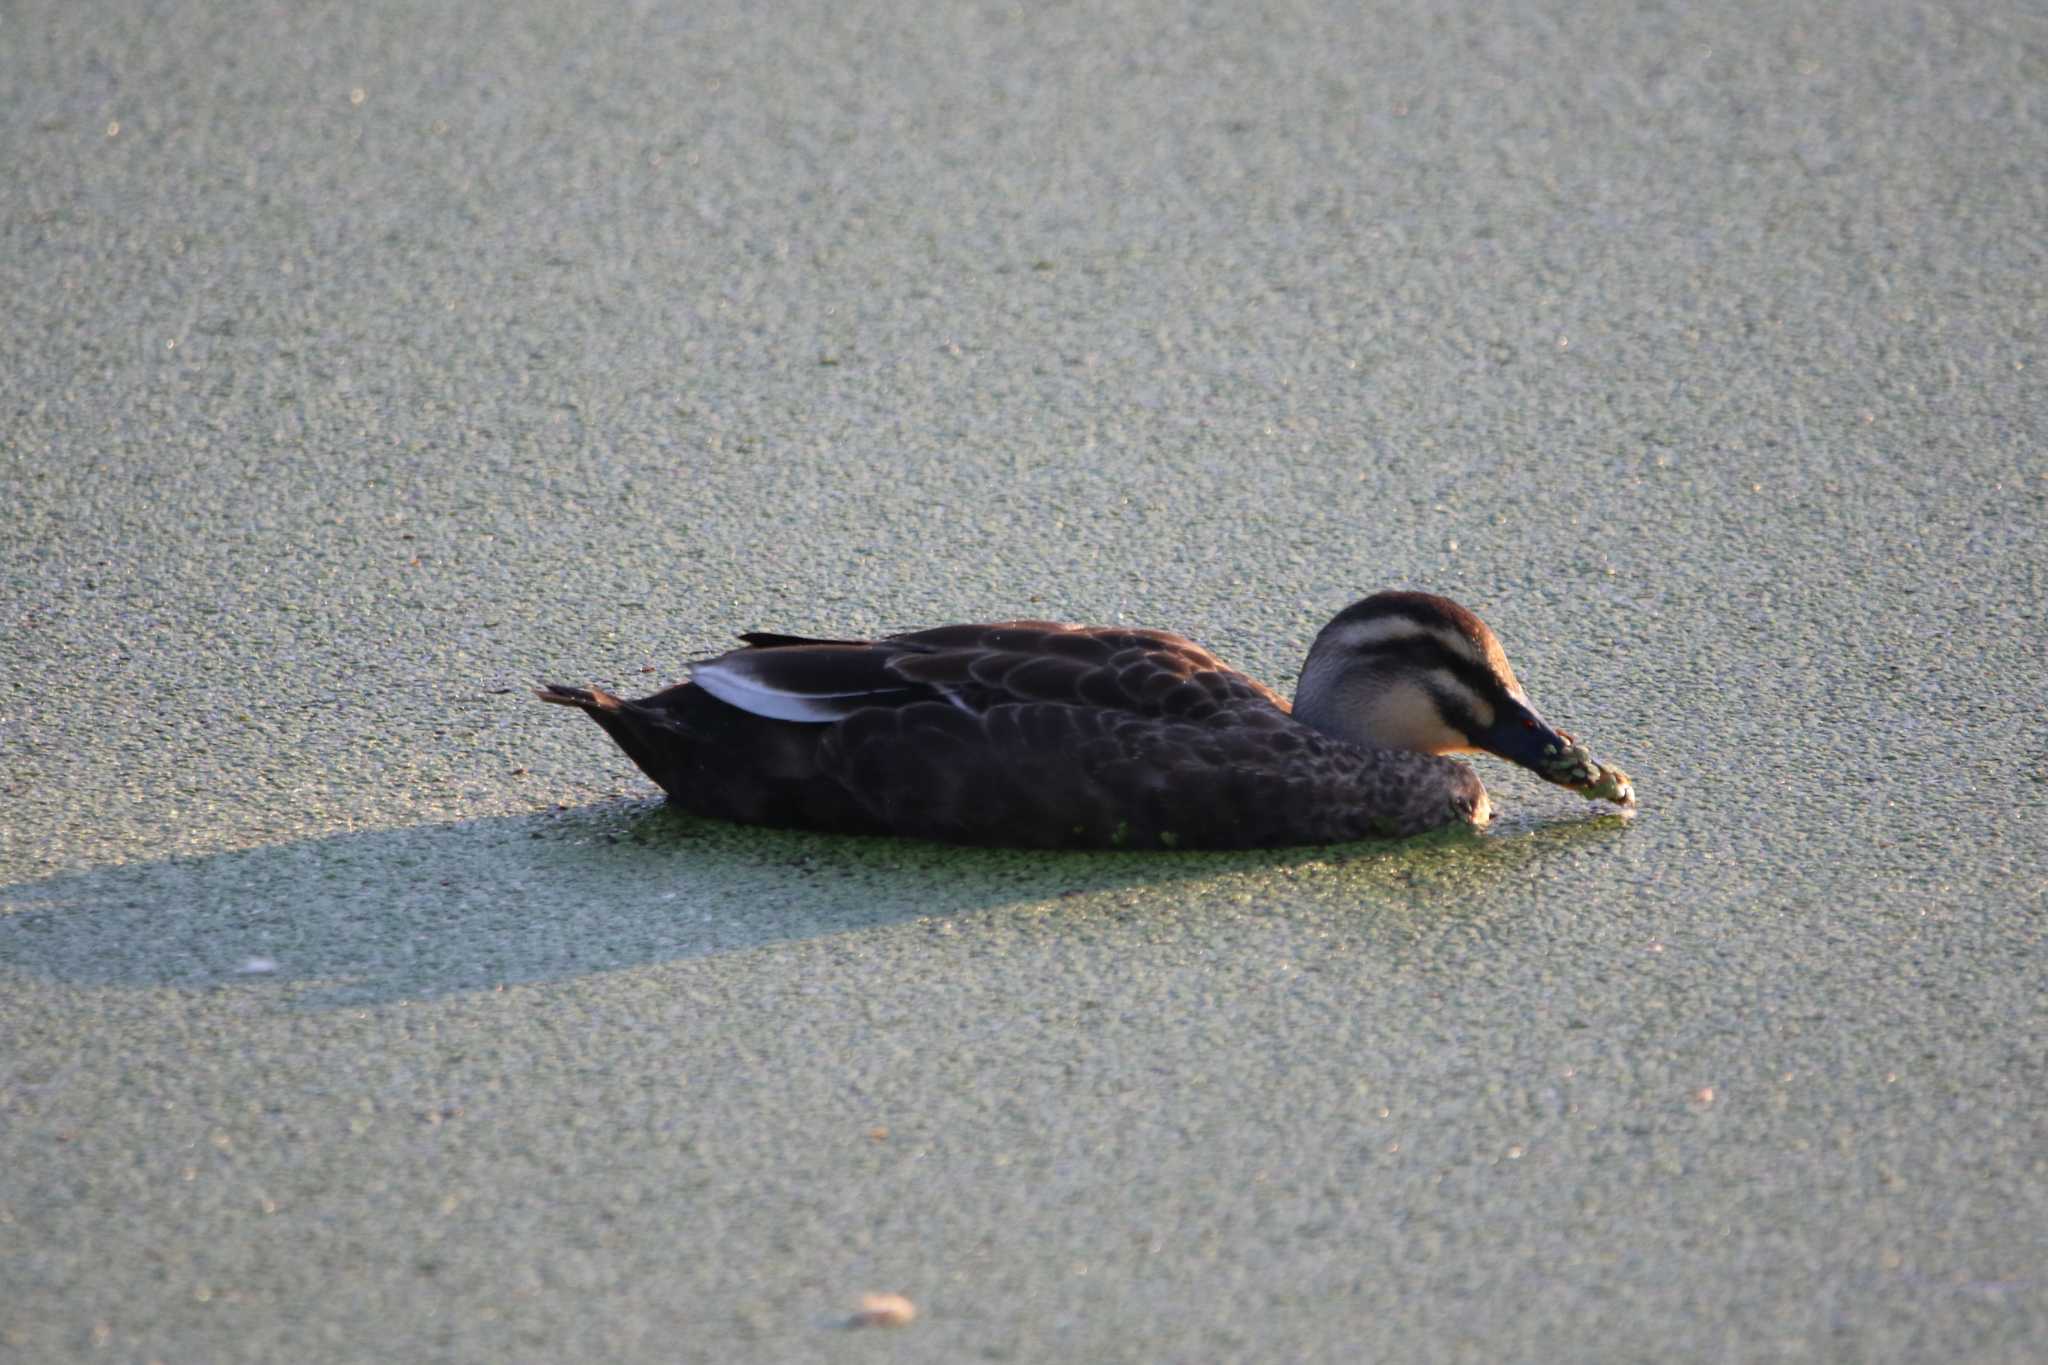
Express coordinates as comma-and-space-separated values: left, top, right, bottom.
537, 590, 1634, 849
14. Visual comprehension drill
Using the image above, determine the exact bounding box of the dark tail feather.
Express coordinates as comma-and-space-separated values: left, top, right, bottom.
534, 682, 681, 797
736, 630, 864, 649
534, 681, 622, 710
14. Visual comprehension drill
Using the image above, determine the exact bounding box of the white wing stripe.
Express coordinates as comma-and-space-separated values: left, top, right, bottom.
693, 660, 885, 723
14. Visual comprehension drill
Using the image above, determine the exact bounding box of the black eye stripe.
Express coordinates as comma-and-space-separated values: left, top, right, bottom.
1426, 685, 1484, 737
1352, 635, 1503, 706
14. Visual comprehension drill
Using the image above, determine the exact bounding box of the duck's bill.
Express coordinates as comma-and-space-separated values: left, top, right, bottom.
1548, 748, 1637, 808
1474, 701, 1637, 809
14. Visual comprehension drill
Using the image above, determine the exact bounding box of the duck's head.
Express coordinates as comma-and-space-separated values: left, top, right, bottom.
1294, 591, 1631, 804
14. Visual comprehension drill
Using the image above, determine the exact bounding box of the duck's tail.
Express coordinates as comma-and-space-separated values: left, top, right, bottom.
534, 681, 621, 711
534, 682, 681, 797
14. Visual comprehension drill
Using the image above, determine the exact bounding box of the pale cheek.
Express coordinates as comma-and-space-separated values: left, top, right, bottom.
1368, 687, 1472, 755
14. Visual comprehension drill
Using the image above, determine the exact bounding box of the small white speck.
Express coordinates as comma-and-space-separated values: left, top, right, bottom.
238, 957, 278, 974
850, 1292, 916, 1328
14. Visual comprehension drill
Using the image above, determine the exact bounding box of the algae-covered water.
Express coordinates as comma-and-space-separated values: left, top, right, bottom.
3, 1, 2042, 1360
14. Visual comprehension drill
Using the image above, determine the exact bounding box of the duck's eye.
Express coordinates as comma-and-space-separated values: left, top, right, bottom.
1522, 717, 1537, 730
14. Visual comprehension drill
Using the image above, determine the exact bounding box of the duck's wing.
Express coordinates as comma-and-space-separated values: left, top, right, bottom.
688, 642, 929, 722
690, 621, 1288, 725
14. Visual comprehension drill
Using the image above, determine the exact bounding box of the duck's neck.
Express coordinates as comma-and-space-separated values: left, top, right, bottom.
1292, 650, 1371, 746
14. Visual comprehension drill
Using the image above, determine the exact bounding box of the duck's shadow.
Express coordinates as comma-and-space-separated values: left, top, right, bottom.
0, 801, 1631, 1009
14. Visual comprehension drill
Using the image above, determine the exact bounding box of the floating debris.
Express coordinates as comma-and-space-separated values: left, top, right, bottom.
850, 1292, 917, 1328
